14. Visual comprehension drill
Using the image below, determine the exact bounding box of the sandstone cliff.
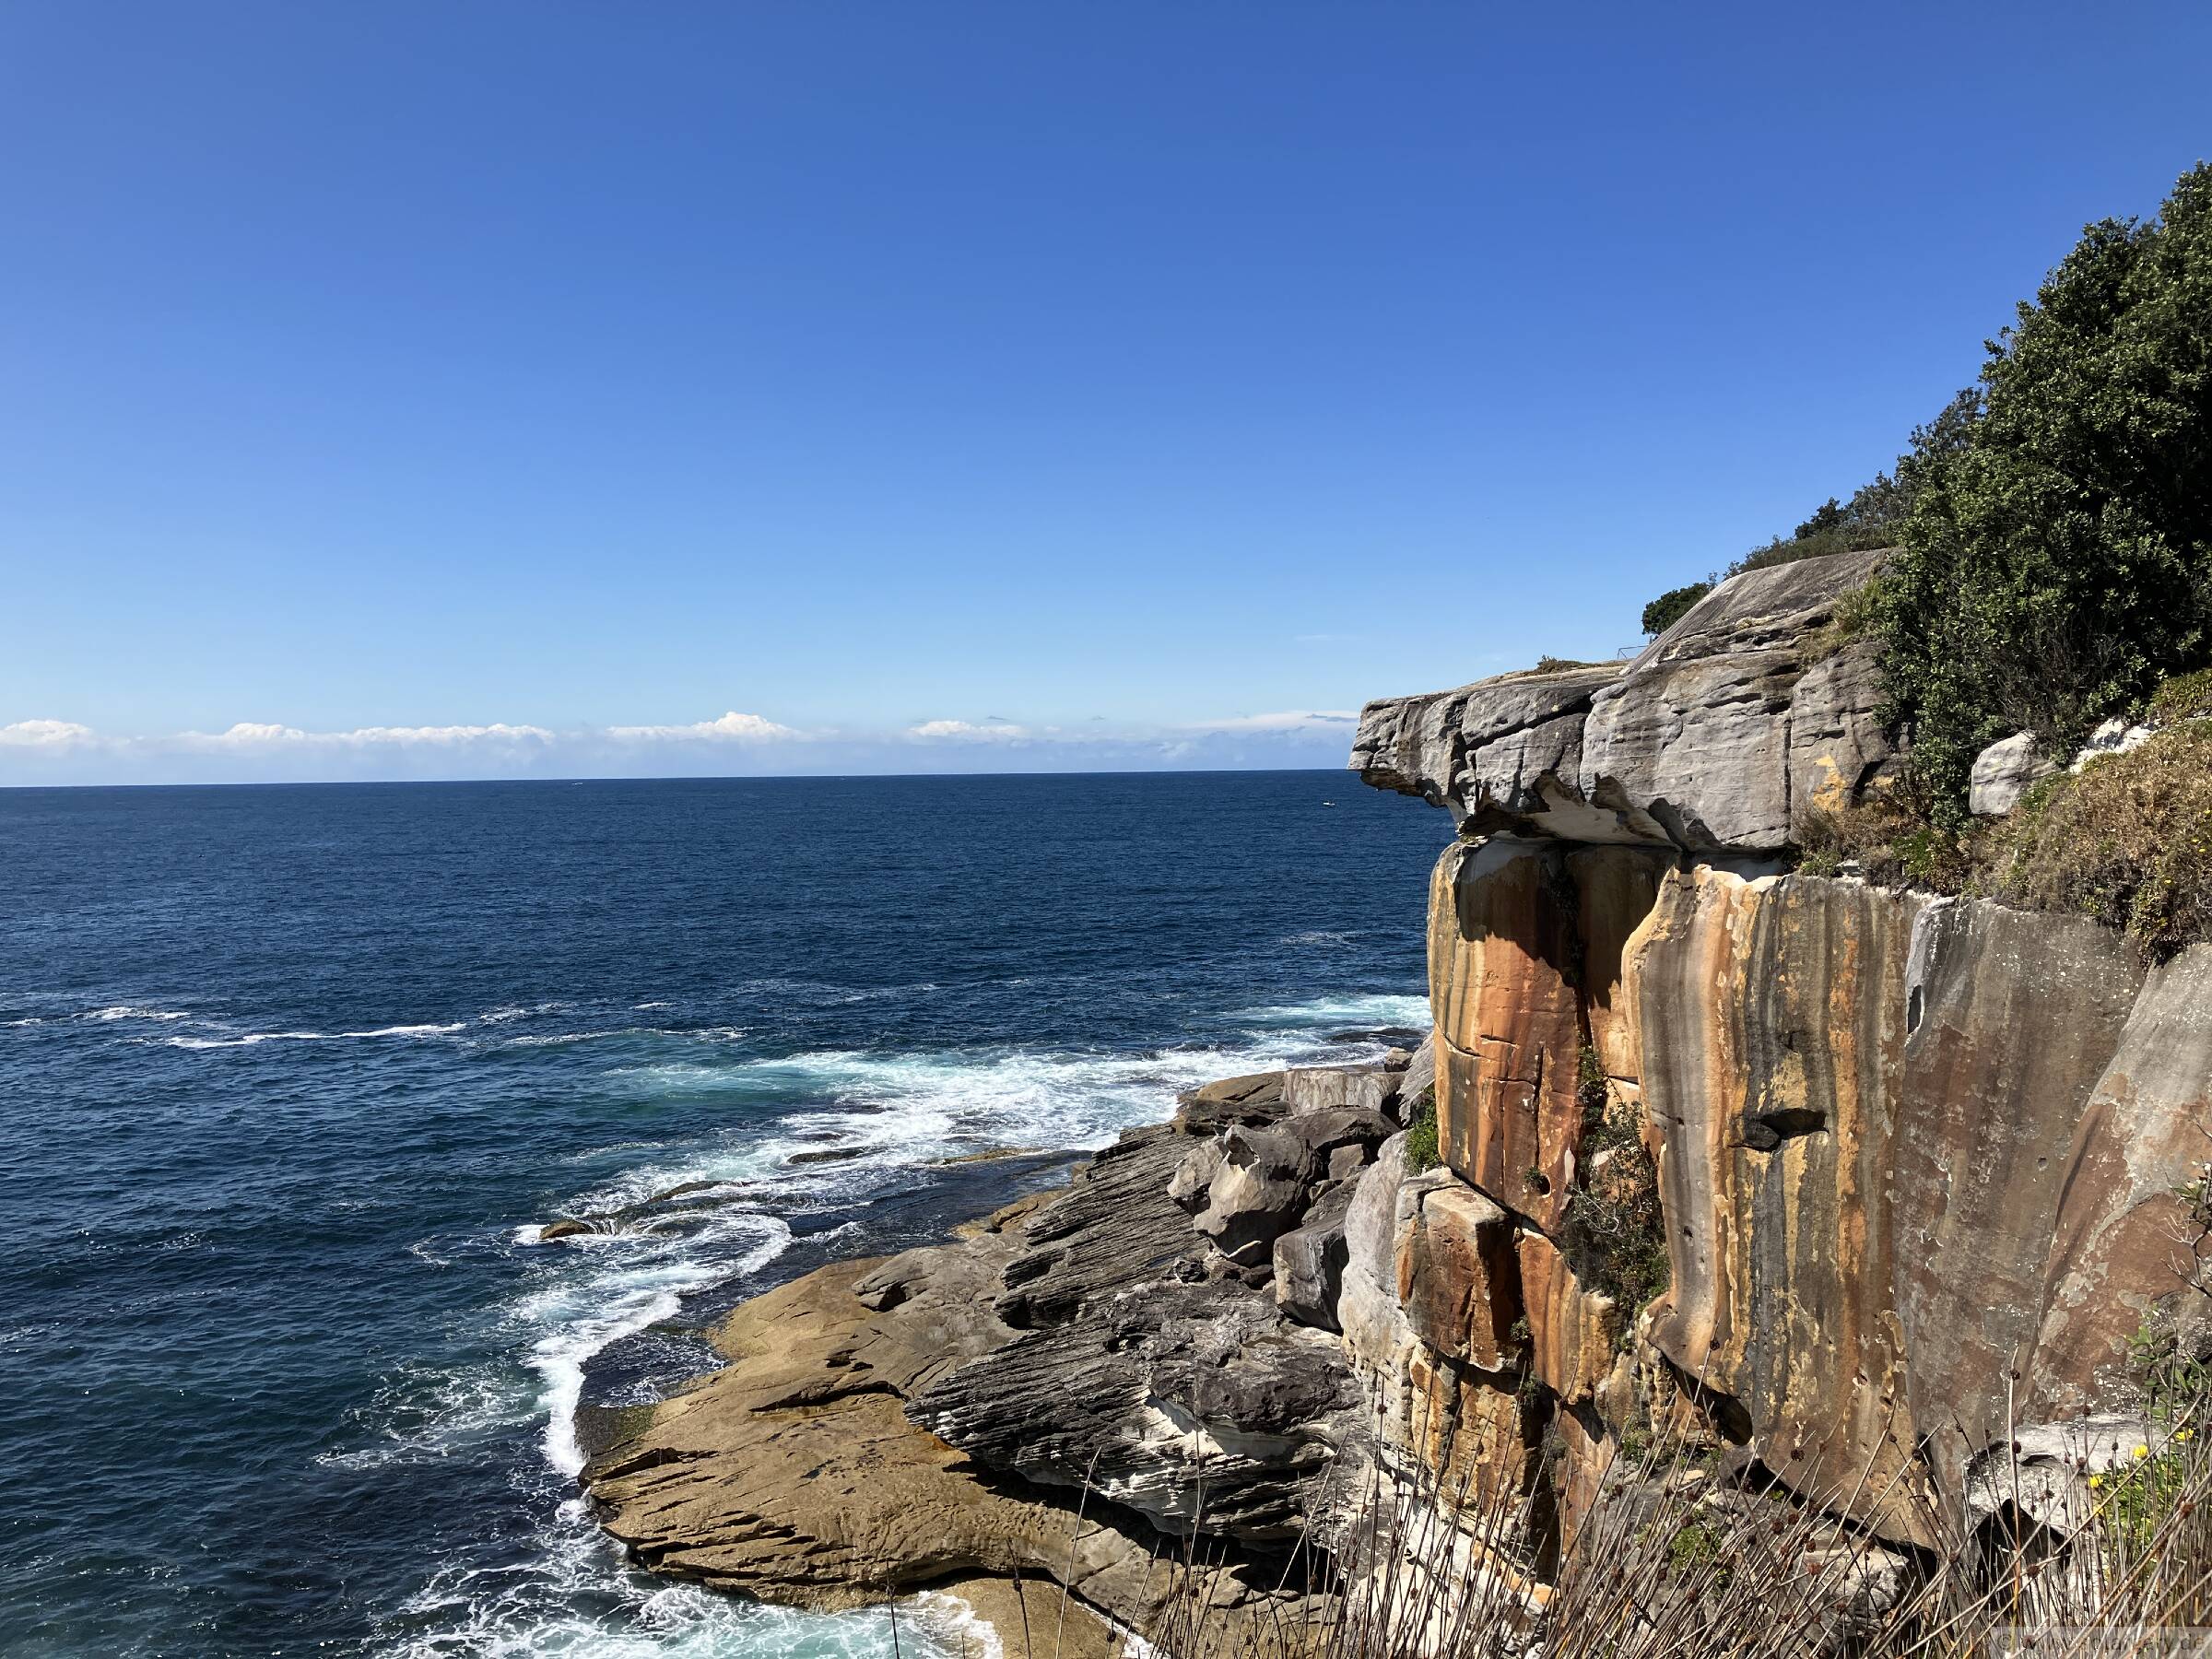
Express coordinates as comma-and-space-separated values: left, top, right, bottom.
1350, 545, 2212, 1556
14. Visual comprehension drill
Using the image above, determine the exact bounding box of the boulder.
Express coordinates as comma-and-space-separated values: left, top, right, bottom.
1273, 1178, 1360, 1331
1281, 1065, 1402, 1116
1196, 1124, 1324, 1266
1400, 1178, 1522, 1373
1167, 1138, 1224, 1211
1969, 730, 2055, 817
1174, 1071, 1290, 1135
1326, 1142, 1371, 1185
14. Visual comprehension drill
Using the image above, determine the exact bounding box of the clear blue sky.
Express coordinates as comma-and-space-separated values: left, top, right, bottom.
4, 2, 2207, 782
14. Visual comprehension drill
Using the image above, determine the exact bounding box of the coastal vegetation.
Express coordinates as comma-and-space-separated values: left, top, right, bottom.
1644, 163, 2212, 948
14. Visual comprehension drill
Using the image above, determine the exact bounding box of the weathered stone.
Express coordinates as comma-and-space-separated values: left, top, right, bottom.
1516, 1229, 1617, 1406
1400, 1176, 1522, 1372
1174, 1071, 1290, 1134
1969, 730, 2055, 817
1197, 1124, 1324, 1266
1327, 1142, 1371, 1185
1352, 547, 1895, 850
1274, 1178, 1360, 1331
1337, 1147, 1538, 1514
1168, 1138, 1225, 1211
997, 1124, 1199, 1327
1429, 838, 1672, 1231
1281, 1065, 1402, 1115
585, 1249, 1307, 1648
2030, 944, 2212, 1417
914, 1279, 1364, 1547
584, 1257, 1155, 1612
1348, 661, 1621, 824
1630, 867, 2169, 1542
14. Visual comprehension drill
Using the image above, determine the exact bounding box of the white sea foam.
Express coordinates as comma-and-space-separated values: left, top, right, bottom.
1230, 990, 1431, 1030
519, 1212, 792, 1477
162, 1021, 467, 1049
385, 1496, 920, 1657
86, 1005, 192, 1022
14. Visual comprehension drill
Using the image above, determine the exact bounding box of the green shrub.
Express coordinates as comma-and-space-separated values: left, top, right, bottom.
1641, 582, 1711, 638
1560, 1042, 1668, 1324
1877, 164, 2212, 827
1402, 1087, 1439, 1174
1982, 724, 2212, 958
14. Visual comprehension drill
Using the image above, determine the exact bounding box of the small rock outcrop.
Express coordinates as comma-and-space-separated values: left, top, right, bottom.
1968, 729, 2055, 816
586, 1045, 1434, 1641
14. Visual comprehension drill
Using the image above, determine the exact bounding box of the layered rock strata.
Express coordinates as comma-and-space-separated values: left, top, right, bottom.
586, 1053, 1428, 1641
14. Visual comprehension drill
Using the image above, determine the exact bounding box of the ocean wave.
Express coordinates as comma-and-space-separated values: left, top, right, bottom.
517, 1211, 793, 1477
384, 1496, 916, 1658
1228, 990, 1430, 1030
498, 1024, 751, 1051
87, 1005, 193, 1022
160, 1021, 468, 1050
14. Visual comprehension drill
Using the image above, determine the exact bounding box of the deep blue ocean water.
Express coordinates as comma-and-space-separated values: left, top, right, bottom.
0, 771, 1447, 1657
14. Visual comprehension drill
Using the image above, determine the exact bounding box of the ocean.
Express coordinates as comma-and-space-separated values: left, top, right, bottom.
0, 771, 1448, 1657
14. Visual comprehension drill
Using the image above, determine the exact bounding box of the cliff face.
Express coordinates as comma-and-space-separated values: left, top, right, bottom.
1351, 546, 2212, 1548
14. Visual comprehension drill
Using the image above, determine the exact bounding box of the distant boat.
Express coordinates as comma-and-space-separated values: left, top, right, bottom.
1323, 801, 1336, 807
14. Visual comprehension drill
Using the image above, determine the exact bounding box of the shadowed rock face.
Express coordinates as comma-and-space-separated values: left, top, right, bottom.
1351, 547, 1896, 850
1426, 838, 1672, 1234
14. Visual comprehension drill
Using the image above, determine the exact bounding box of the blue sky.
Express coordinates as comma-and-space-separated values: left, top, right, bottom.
4, 3, 2208, 783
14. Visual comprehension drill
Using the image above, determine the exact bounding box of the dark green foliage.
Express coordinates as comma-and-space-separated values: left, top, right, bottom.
1402, 1087, 1439, 1174
1533, 654, 1603, 674
1878, 164, 2212, 827
1640, 583, 1712, 638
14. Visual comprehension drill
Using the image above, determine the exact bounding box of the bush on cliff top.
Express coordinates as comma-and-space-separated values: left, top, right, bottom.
1795, 718, 2212, 958
1876, 162, 2212, 827
1652, 163, 2212, 839
1640, 582, 1711, 638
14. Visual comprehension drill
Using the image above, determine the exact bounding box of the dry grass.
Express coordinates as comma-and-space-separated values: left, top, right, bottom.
1983, 725, 2212, 959
1793, 724, 2212, 959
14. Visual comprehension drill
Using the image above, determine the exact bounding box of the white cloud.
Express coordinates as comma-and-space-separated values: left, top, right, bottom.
605, 711, 799, 743
180, 721, 556, 749
906, 719, 1031, 742
1180, 710, 1359, 732
0, 718, 99, 748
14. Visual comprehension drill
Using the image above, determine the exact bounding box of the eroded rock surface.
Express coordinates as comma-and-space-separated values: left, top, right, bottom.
1352, 547, 1895, 849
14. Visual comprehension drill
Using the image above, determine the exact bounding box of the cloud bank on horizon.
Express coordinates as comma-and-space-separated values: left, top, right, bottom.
0, 708, 1364, 785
